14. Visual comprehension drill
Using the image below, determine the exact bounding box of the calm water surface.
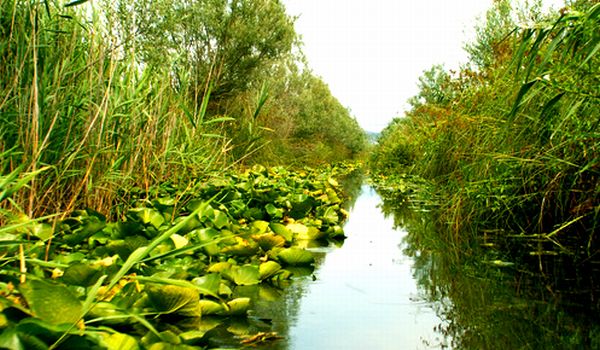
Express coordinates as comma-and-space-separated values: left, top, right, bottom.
251, 185, 448, 349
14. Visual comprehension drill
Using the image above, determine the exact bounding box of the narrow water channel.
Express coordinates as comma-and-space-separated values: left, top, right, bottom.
250, 185, 447, 349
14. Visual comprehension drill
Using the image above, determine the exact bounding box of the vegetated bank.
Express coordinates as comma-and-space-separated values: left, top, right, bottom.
0, 0, 368, 348
371, 1, 599, 348
0, 0, 367, 220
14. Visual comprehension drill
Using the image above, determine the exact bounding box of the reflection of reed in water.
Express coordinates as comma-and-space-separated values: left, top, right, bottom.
375, 176, 600, 350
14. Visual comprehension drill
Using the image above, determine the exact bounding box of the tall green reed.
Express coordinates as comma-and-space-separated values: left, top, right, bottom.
0, 0, 228, 225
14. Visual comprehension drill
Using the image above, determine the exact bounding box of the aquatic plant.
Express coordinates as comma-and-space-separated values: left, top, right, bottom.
0, 163, 359, 349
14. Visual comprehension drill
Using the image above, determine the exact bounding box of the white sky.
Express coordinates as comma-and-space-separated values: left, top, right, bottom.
282, 0, 565, 132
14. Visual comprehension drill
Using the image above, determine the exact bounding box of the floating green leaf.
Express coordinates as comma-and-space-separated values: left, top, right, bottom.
207, 262, 232, 274
286, 223, 308, 236
146, 285, 200, 317
250, 220, 270, 234
231, 265, 260, 286
277, 248, 314, 266
269, 223, 292, 241
198, 299, 224, 315
265, 203, 283, 219
212, 210, 229, 229
224, 298, 251, 316
192, 273, 221, 296
253, 233, 286, 251
19, 279, 83, 325
130, 208, 165, 229
101, 332, 140, 350
322, 207, 339, 224
259, 261, 281, 280
62, 263, 102, 287
296, 226, 323, 240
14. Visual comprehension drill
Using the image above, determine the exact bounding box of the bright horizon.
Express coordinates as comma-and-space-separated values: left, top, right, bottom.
283, 0, 565, 132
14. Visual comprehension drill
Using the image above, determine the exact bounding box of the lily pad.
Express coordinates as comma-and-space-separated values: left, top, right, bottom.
253, 233, 286, 251
207, 262, 232, 274
212, 210, 229, 229
146, 285, 200, 317
269, 223, 292, 241
198, 299, 224, 315
19, 279, 83, 325
221, 237, 259, 256
286, 223, 308, 236
296, 226, 323, 240
259, 261, 281, 280
101, 332, 140, 350
230, 265, 260, 286
322, 207, 339, 224
250, 220, 270, 234
62, 262, 103, 287
277, 248, 314, 266
265, 203, 283, 219
192, 273, 221, 296
130, 208, 165, 229
223, 297, 251, 316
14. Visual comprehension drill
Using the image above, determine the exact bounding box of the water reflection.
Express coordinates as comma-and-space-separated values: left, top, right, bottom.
250, 185, 448, 349
377, 182, 600, 350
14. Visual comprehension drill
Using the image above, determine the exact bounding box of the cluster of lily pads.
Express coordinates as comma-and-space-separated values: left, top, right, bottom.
0, 164, 359, 349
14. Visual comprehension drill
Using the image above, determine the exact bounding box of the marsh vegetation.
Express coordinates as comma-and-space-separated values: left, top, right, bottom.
1, 0, 599, 349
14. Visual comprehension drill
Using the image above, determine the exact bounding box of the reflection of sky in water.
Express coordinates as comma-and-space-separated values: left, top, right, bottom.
287, 185, 448, 349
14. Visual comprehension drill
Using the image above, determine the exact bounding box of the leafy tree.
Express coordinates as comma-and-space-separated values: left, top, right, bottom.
407, 64, 454, 108
107, 0, 297, 103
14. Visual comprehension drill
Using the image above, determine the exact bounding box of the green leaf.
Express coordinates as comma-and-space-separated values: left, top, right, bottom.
62, 263, 102, 287
212, 210, 229, 229
169, 234, 188, 249
277, 248, 315, 266
539, 92, 565, 121
288, 195, 315, 219
269, 223, 292, 241
0, 328, 25, 350
221, 237, 259, 256
327, 177, 339, 187
508, 79, 537, 120
322, 207, 339, 224
286, 223, 308, 236
87, 302, 130, 326
326, 188, 341, 204
19, 279, 83, 325
198, 300, 224, 315
192, 273, 221, 296
296, 226, 323, 240
131, 208, 165, 229
207, 262, 232, 274
146, 285, 200, 317
253, 233, 286, 251
250, 220, 270, 234
191, 228, 220, 256
231, 265, 260, 286
259, 261, 281, 280
265, 204, 283, 219
29, 223, 53, 241
224, 298, 251, 316
101, 332, 140, 350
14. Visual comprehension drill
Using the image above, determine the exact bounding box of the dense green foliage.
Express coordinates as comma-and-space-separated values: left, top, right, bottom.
371, 2, 599, 260
0, 0, 366, 221
0, 163, 360, 349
